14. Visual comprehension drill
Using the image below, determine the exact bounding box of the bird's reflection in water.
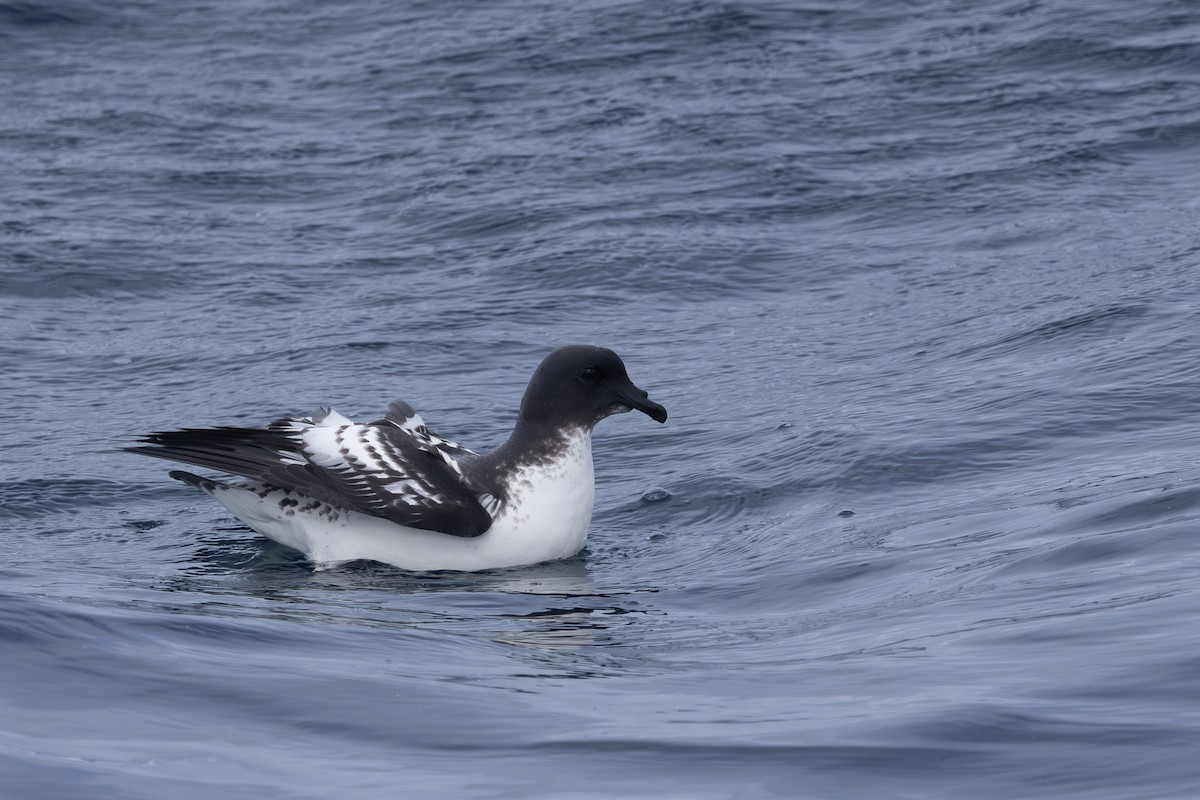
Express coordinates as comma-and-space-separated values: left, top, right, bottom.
495, 602, 657, 657
167, 535, 661, 661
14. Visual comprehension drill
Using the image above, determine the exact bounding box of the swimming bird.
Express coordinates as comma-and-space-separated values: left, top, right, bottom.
127, 344, 668, 572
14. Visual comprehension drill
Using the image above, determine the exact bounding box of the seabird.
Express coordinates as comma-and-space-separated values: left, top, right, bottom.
127, 344, 668, 572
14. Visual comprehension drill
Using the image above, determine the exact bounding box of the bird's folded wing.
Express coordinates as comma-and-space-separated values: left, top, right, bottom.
127, 408, 493, 538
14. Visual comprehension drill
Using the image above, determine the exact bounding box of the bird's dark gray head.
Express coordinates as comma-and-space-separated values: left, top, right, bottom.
518, 344, 668, 430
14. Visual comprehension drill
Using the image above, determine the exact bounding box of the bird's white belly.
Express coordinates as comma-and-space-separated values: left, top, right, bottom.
208, 433, 596, 572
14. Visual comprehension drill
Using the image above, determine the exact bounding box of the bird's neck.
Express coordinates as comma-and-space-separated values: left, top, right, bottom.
477, 419, 593, 491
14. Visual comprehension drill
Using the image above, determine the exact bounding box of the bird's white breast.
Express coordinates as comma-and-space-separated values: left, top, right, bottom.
485, 429, 595, 565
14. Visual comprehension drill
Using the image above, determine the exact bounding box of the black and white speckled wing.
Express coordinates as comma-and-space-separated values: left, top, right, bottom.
378, 401, 501, 517
127, 406, 494, 537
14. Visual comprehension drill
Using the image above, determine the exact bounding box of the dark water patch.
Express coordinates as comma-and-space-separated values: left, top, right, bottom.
527, 738, 980, 776
959, 304, 1152, 358
48, 109, 184, 136
0, 260, 200, 300
0, 592, 126, 647
1002, 35, 1200, 76
907, 705, 1191, 747
0, 1, 99, 30
997, 530, 1163, 576
1063, 485, 1200, 530
0, 478, 159, 518
832, 434, 1039, 496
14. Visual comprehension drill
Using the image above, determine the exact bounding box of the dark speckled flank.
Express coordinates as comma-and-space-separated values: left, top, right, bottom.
172, 470, 347, 523
129, 345, 666, 540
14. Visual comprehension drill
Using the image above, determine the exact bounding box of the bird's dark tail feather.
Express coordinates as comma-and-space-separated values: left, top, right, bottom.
124, 426, 296, 483
167, 470, 224, 493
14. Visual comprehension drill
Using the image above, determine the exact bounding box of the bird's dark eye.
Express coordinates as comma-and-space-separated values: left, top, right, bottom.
579, 366, 604, 384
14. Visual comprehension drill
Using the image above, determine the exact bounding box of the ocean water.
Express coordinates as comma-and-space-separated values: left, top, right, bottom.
4, 0, 1200, 797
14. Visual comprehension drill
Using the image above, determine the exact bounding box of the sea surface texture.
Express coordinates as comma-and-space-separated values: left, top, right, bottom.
4, 1, 1200, 798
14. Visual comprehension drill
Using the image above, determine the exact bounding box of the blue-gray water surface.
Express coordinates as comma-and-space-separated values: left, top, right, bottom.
4, 1, 1200, 798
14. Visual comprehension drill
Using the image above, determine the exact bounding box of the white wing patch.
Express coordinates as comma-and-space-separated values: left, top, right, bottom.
382, 401, 478, 479
265, 402, 492, 525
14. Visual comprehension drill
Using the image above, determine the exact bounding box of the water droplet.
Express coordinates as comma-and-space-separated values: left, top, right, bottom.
641, 487, 671, 503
